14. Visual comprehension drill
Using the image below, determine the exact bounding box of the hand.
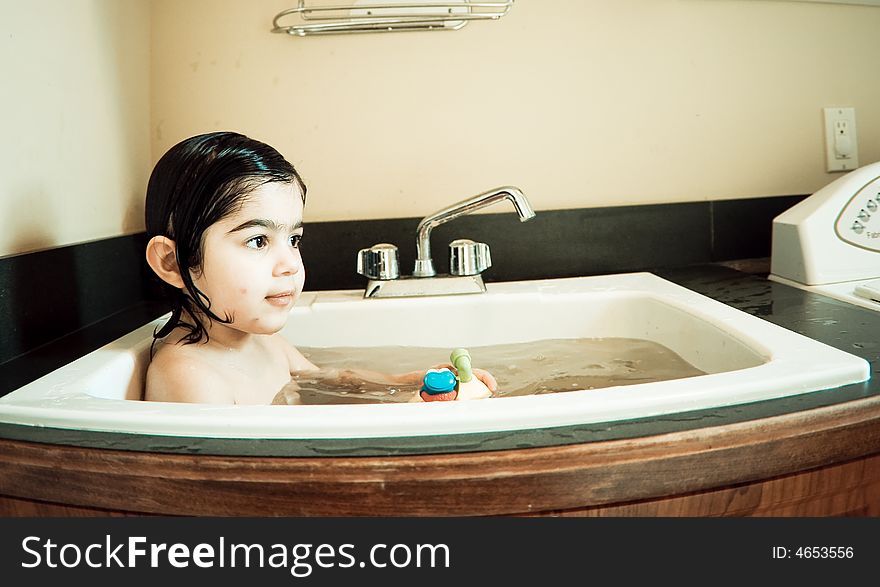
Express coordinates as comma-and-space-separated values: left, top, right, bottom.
471, 367, 498, 393
396, 364, 498, 393
271, 379, 303, 405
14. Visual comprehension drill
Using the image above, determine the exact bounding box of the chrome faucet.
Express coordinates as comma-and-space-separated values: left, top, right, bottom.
413, 186, 535, 277
357, 186, 536, 298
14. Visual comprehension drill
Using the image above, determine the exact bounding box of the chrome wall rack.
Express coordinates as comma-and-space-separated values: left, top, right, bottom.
271, 1, 514, 37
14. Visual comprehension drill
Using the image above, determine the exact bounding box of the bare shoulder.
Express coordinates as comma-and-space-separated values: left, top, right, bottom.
145, 342, 235, 404
271, 333, 318, 372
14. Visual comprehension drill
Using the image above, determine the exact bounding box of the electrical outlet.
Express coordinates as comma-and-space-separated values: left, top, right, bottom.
824, 107, 859, 172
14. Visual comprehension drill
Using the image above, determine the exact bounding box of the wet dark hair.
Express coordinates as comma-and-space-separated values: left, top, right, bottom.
145, 131, 306, 350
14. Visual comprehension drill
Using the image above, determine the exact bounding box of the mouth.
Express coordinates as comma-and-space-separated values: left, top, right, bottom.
265, 290, 295, 307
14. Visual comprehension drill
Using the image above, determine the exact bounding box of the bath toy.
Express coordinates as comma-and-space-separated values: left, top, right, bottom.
420, 368, 458, 402
450, 348, 493, 400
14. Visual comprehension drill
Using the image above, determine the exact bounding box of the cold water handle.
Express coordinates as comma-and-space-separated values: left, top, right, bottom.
357, 243, 400, 280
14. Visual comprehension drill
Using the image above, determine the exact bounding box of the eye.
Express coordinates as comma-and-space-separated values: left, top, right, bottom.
246, 235, 268, 249
290, 234, 303, 248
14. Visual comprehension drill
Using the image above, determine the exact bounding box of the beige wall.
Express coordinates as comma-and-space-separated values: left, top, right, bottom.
3, 1, 880, 257
0, 0, 151, 258
151, 0, 880, 222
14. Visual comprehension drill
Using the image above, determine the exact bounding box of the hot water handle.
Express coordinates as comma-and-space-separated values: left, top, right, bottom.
449, 239, 492, 276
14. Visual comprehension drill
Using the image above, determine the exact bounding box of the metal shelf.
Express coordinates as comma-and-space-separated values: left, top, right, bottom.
271, 0, 514, 37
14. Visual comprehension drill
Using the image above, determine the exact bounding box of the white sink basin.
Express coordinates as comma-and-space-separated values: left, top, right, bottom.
0, 273, 869, 439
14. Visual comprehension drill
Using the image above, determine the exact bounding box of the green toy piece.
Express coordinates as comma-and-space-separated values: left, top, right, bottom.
450, 348, 475, 383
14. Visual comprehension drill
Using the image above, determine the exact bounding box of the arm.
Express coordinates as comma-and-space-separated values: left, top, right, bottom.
276, 334, 423, 386
301, 365, 498, 392
274, 334, 498, 395
277, 334, 319, 373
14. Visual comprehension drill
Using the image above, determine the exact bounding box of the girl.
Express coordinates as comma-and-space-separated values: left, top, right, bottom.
143, 132, 496, 404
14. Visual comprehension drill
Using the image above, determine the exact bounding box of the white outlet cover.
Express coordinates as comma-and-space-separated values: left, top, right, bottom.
824, 107, 859, 172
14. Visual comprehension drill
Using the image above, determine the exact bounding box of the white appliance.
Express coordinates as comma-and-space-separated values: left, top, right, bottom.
770, 161, 880, 310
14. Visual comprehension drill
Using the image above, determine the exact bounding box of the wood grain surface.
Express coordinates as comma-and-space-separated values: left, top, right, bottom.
2, 396, 879, 516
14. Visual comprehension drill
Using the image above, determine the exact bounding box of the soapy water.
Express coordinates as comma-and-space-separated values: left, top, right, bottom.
290, 338, 705, 405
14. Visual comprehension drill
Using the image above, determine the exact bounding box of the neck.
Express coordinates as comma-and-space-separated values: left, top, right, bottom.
204, 321, 254, 351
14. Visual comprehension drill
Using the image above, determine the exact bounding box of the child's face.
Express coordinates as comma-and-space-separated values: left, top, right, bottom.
193, 181, 305, 337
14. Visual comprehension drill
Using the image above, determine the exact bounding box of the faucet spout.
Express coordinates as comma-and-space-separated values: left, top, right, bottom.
413, 186, 535, 277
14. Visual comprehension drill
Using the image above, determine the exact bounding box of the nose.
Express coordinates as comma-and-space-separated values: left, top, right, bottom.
274, 243, 303, 276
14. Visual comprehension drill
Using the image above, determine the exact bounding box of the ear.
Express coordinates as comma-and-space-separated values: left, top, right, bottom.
146, 236, 185, 289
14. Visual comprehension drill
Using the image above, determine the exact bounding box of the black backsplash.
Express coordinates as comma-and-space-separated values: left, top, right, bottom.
0, 234, 154, 366
0, 196, 804, 366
